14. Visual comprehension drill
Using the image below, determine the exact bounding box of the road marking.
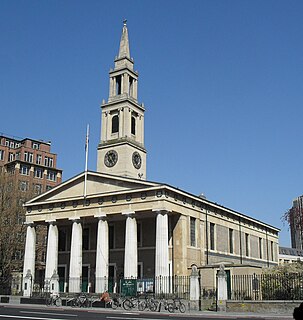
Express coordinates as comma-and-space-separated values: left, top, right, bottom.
0, 314, 67, 320
106, 317, 164, 320
20, 311, 77, 317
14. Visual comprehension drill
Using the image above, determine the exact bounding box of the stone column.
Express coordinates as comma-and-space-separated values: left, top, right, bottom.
45, 221, 59, 292
95, 216, 109, 293
190, 265, 200, 311
154, 210, 169, 294
217, 264, 227, 312
123, 212, 137, 278
69, 219, 82, 293
23, 223, 36, 297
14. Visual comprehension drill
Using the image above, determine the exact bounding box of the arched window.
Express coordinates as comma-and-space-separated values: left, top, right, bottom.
112, 115, 119, 134
131, 116, 136, 135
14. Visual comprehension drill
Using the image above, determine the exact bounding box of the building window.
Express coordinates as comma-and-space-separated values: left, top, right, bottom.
36, 154, 42, 165
20, 165, 30, 175
190, 217, 196, 247
109, 225, 114, 249
34, 184, 43, 194
28, 152, 33, 163
83, 228, 90, 250
32, 142, 40, 150
15, 152, 20, 160
131, 116, 136, 135
9, 152, 14, 162
44, 157, 54, 167
229, 228, 234, 254
58, 229, 67, 251
47, 170, 56, 181
10, 141, 15, 148
210, 223, 215, 250
245, 233, 250, 257
19, 181, 29, 191
34, 167, 43, 178
259, 238, 263, 259
112, 115, 119, 134
271, 241, 274, 261
0, 149, 4, 161
137, 222, 142, 247
115, 75, 121, 95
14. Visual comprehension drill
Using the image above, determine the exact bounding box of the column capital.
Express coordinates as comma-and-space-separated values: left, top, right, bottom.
152, 208, 171, 214
94, 213, 107, 220
68, 217, 81, 223
24, 222, 35, 227
122, 210, 135, 217
45, 219, 56, 225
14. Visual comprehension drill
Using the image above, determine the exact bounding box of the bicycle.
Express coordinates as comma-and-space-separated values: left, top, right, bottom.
122, 295, 141, 310
137, 295, 157, 311
167, 297, 186, 313
46, 294, 62, 307
70, 293, 90, 308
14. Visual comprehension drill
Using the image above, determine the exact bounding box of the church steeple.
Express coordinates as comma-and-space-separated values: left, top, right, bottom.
97, 21, 147, 180
118, 20, 130, 59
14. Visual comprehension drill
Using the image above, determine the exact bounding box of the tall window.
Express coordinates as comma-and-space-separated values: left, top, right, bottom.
9, 152, 14, 162
0, 149, 4, 161
58, 229, 67, 251
44, 156, 54, 167
245, 233, 250, 257
259, 237, 263, 259
34, 167, 43, 178
112, 115, 119, 134
137, 222, 142, 247
115, 75, 122, 95
109, 225, 114, 249
210, 223, 215, 250
131, 116, 136, 135
36, 154, 42, 165
271, 241, 274, 261
47, 170, 56, 181
19, 181, 29, 191
190, 217, 196, 247
20, 165, 29, 175
83, 228, 90, 250
229, 228, 234, 254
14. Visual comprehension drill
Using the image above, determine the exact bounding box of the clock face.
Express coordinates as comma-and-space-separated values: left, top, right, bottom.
132, 151, 142, 169
104, 150, 118, 167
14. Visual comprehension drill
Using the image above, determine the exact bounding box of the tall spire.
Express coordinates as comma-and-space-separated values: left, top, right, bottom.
118, 20, 130, 59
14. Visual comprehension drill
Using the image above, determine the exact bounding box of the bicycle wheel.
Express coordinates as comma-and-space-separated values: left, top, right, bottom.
112, 299, 119, 309
179, 302, 186, 313
55, 297, 62, 307
46, 297, 51, 306
138, 300, 146, 311
149, 301, 157, 312
167, 303, 175, 313
122, 299, 132, 310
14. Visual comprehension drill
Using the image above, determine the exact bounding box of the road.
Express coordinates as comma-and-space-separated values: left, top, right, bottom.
0, 305, 293, 320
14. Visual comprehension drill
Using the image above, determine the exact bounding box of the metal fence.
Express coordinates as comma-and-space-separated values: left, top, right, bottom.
231, 272, 303, 301
109, 276, 190, 299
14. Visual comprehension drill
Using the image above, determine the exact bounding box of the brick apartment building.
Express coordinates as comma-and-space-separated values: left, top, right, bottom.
0, 134, 62, 193
0, 134, 62, 294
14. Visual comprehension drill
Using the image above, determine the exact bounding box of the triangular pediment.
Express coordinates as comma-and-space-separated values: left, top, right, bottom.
26, 171, 159, 204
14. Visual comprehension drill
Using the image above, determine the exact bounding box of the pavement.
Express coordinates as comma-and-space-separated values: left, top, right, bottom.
0, 300, 294, 319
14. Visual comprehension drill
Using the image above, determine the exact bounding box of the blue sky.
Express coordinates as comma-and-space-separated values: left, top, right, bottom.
1, 0, 303, 247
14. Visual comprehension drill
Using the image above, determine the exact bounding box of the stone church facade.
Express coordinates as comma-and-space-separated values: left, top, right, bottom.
22, 22, 279, 296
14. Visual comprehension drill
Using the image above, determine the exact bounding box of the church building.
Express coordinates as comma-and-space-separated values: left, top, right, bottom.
22, 22, 279, 296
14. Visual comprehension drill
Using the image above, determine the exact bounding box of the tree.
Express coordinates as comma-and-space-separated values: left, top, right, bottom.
0, 170, 36, 293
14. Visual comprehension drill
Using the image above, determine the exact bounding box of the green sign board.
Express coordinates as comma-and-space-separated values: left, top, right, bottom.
120, 279, 137, 296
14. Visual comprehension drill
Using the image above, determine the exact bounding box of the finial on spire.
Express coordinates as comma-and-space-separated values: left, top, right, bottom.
118, 19, 130, 59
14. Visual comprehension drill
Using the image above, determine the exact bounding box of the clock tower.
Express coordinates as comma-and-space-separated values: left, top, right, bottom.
97, 21, 146, 179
